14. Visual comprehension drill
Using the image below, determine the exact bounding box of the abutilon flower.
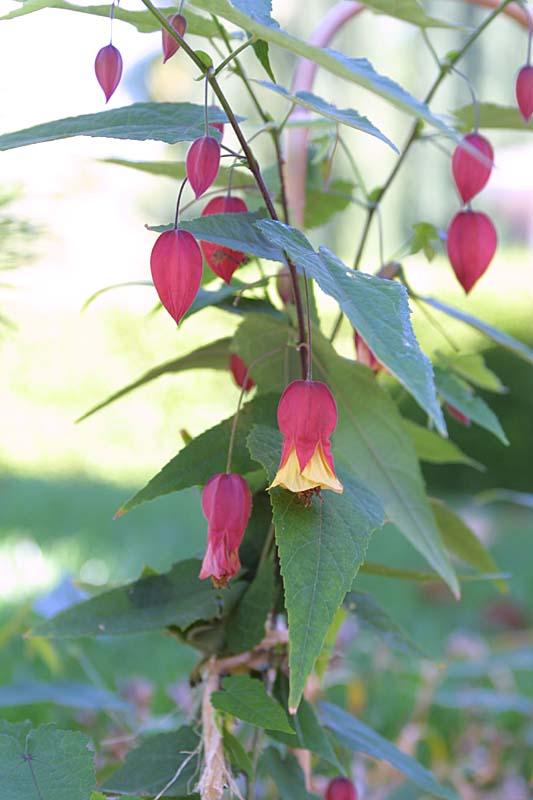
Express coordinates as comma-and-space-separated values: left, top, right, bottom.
162, 13, 187, 63
276, 265, 295, 305
516, 65, 533, 122
325, 777, 358, 800
200, 196, 248, 282
270, 380, 343, 495
447, 210, 497, 293
452, 133, 494, 204
229, 354, 255, 392
94, 43, 123, 102
354, 330, 382, 373
150, 229, 202, 324
199, 473, 252, 587
186, 136, 221, 198
446, 403, 471, 426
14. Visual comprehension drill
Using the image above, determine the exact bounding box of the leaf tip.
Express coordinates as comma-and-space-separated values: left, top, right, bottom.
113, 507, 126, 520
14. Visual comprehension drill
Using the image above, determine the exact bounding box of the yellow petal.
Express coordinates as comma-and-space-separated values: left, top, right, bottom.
302, 443, 343, 494
269, 445, 343, 494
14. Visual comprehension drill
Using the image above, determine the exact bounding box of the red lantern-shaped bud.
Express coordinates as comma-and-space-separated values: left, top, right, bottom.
199, 473, 252, 587
200, 196, 248, 282
162, 13, 187, 63
447, 210, 497, 293
326, 777, 358, 800
445, 403, 471, 426
150, 229, 202, 324
516, 65, 533, 122
186, 136, 221, 199
229, 354, 255, 392
452, 133, 494, 204
354, 330, 382, 373
276, 265, 295, 305
94, 43, 123, 102
270, 380, 343, 495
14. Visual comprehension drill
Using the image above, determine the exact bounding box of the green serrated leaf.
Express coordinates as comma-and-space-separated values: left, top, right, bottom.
226, 557, 274, 653
320, 702, 457, 799
430, 499, 505, 591
269, 697, 344, 770
255, 81, 398, 150
0, 103, 230, 151
222, 728, 254, 780
252, 39, 276, 81
360, 0, 459, 27
454, 102, 533, 131
211, 675, 294, 733
440, 352, 506, 393
248, 424, 384, 711
77, 337, 232, 423
117, 392, 277, 516
102, 727, 200, 798
32, 559, 225, 638
402, 419, 483, 470
256, 220, 446, 434
420, 295, 533, 365
304, 179, 354, 229
435, 366, 508, 444
0, 724, 95, 800
190, 0, 457, 137
343, 591, 424, 656
409, 221, 441, 260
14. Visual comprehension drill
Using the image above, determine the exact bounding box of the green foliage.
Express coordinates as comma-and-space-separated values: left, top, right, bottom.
251, 39, 276, 81
359, 0, 459, 27
260, 747, 319, 800
211, 675, 294, 733
454, 102, 533, 130
249, 424, 384, 710
0, 722, 95, 800
435, 366, 508, 444
33, 559, 230, 638
101, 727, 200, 798
0, 681, 129, 711
226, 557, 274, 653
402, 419, 483, 470
0, 103, 228, 151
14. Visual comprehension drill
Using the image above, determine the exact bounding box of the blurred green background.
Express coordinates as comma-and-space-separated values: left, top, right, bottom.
1, 0, 532, 795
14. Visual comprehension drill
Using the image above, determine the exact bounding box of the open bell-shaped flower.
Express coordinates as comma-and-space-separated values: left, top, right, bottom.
199, 473, 252, 587
162, 13, 187, 63
201, 196, 248, 282
229, 354, 255, 392
451, 133, 494, 204
94, 43, 123, 102
150, 229, 202, 324
325, 777, 358, 800
447, 210, 497, 293
186, 135, 221, 199
516, 65, 533, 122
269, 380, 343, 495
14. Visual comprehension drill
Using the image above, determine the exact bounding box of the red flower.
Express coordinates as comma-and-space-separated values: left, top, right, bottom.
445, 403, 471, 426
162, 13, 187, 63
229, 354, 255, 392
150, 229, 202, 324
199, 473, 252, 587
94, 44, 123, 103
354, 330, 382, 373
186, 136, 221, 199
451, 133, 494, 204
516, 65, 533, 122
326, 777, 358, 800
447, 210, 497, 293
270, 380, 343, 495
201, 196, 248, 282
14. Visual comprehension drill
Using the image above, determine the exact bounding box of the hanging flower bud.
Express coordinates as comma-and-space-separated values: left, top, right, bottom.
162, 13, 187, 63
269, 380, 343, 496
445, 403, 471, 426
200, 196, 248, 282
186, 136, 221, 199
447, 210, 497, 293
150, 229, 202, 324
326, 777, 358, 800
451, 133, 494, 204
94, 43, 123, 103
229, 354, 255, 393
354, 330, 382, 373
199, 473, 252, 587
276, 265, 295, 305
516, 65, 533, 122
211, 122, 224, 136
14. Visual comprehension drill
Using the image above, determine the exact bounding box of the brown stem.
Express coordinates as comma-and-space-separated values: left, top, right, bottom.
139, 0, 308, 377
